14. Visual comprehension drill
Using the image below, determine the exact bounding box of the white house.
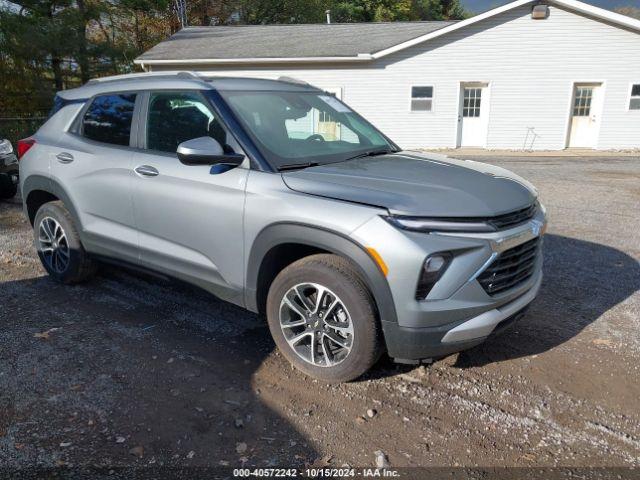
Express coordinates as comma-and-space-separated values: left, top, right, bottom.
135, 0, 640, 151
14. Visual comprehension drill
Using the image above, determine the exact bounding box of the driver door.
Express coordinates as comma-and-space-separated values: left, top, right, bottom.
131, 90, 249, 305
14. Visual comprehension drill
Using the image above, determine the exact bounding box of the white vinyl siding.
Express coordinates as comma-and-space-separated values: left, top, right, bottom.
150, 4, 640, 150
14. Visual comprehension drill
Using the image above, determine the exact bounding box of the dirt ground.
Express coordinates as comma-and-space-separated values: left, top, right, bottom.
0, 156, 639, 472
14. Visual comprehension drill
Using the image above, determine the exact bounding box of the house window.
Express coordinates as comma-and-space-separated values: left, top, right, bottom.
630, 84, 640, 110
573, 87, 593, 116
411, 86, 433, 111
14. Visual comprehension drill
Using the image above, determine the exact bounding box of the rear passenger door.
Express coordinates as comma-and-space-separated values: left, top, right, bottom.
131, 90, 249, 305
51, 92, 140, 263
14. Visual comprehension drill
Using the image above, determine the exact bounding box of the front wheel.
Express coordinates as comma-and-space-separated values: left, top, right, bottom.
266, 254, 381, 383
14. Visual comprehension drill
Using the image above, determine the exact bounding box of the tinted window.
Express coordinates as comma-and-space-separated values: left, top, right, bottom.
82, 94, 136, 146
146, 92, 230, 154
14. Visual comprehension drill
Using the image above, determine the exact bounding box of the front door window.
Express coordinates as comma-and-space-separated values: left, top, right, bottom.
463, 88, 482, 118
572, 87, 593, 117
146, 91, 231, 154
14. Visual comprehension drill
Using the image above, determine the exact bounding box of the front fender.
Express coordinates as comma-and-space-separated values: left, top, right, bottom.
245, 222, 398, 324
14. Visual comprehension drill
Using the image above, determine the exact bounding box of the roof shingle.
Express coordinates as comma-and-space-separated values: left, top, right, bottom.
136, 21, 456, 61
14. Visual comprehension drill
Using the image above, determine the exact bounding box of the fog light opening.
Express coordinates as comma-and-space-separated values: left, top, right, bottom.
416, 253, 452, 300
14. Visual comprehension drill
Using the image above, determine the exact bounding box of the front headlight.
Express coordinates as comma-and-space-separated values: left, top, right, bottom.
0, 139, 13, 156
384, 215, 495, 233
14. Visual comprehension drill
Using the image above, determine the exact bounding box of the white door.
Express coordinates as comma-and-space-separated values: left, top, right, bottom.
458, 84, 489, 147
317, 87, 345, 141
568, 84, 603, 148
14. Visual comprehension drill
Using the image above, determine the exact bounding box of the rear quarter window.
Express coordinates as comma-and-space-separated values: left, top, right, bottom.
82, 93, 136, 146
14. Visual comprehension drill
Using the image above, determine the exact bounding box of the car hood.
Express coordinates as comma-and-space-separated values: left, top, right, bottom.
281, 151, 537, 217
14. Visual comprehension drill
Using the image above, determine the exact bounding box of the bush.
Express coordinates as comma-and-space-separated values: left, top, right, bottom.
0, 114, 47, 146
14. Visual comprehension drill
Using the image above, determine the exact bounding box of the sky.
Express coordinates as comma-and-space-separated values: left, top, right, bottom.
462, 0, 640, 14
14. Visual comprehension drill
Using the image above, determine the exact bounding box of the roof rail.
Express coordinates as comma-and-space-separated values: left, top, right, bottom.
277, 76, 310, 86
85, 71, 206, 86
277, 76, 323, 91
176, 71, 205, 81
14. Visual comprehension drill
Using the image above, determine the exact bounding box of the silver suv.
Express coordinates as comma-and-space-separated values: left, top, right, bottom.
19, 72, 546, 382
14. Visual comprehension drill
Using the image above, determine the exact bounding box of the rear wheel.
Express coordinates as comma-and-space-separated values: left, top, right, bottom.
33, 201, 96, 284
266, 254, 381, 383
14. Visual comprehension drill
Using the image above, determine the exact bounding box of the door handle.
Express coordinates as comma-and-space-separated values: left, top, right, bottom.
56, 152, 74, 163
134, 165, 159, 177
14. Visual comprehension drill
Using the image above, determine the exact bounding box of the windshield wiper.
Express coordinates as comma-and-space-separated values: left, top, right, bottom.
277, 162, 320, 172
343, 149, 394, 162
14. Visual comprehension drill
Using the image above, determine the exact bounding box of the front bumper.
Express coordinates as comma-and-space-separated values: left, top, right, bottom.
351, 208, 546, 362
381, 273, 540, 362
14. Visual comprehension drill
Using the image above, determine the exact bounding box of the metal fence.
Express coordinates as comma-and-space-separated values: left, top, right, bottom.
0, 114, 48, 146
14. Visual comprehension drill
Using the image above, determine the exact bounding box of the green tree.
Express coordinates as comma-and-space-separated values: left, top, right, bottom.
238, 0, 326, 24
0, 0, 176, 141
328, 0, 468, 22
236, 0, 468, 24
415, 0, 468, 19
1, 0, 77, 90
615, 6, 640, 20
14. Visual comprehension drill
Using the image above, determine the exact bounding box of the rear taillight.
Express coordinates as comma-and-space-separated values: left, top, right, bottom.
17, 138, 35, 160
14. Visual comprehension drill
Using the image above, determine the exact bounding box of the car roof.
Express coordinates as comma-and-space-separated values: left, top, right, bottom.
57, 72, 322, 100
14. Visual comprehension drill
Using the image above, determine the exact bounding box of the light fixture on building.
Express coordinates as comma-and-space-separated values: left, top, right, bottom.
532, 4, 550, 19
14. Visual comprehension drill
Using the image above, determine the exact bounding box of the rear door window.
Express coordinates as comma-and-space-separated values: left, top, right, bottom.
82, 93, 136, 146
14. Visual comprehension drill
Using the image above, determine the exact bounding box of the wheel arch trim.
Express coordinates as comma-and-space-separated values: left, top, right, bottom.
22, 175, 81, 227
245, 222, 398, 324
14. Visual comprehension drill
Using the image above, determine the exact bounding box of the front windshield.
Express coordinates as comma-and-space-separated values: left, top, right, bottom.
219, 90, 396, 169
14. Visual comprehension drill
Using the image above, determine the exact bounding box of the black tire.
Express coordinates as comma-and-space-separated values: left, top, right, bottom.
266, 254, 381, 383
33, 201, 96, 284
0, 174, 17, 199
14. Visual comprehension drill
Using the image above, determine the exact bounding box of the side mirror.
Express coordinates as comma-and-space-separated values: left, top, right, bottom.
176, 137, 245, 166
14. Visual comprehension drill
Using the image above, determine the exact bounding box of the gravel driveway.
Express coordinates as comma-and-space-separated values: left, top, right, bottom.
0, 156, 639, 472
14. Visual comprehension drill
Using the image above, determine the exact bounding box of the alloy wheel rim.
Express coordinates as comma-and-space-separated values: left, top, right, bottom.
38, 217, 70, 274
279, 283, 354, 367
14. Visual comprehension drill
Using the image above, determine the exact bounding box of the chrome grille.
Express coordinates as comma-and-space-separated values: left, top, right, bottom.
489, 204, 536, 230
478, 237, 540, 295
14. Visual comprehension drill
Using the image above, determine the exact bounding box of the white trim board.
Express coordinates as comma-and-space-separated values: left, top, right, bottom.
136, 55, 374, 67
